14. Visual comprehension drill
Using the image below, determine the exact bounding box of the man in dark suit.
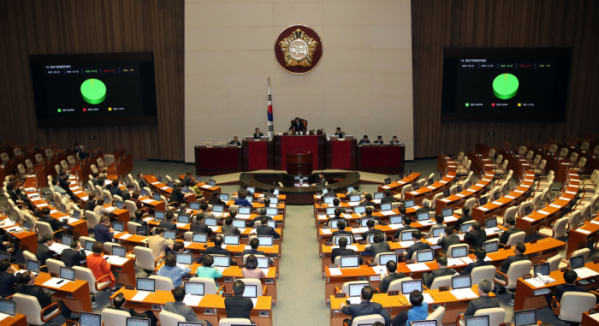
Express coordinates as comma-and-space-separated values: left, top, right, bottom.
205, 235, 234, 265
465, 221, 487, 249
91, 173, 101, 188
17, 271, 72, 319
362, 217, 384, 239
121, 185, 133, 201
164, 287, 210, 324
248, 208, 271, 227
390, 136, 400, 144
35, 236, 57, 272
137, 172, 148, 189
365, 233, 391, 258
381, 190, 395, 203
359, 193, 375, 207
225, 280, 254, 319
229, 136, 241, 146
289, 117, 306, 132
169, 183, 185, 206
84, 193, 97, 212
499, 217, 522, 245
423, 256, 457, 288
0, 259, 18, 298
242, 238, 273, 265
334, 127, 342, 136
331, 237, 363, 264
190, 213, 213, 236
358, 135, 370, 145
373, 135, 384, 144
329, 221, 353, 243
38, 207, 66, 238
60, 241, 86, 268
393, 216, 418, 240
438, 226, 461, 256
93, 216, 114, 244
159, 211, 177, 231
325, 208, 346, 227
132, 209, 148, 227
222, 216, 241, 235
496, 242, 528, 290
340, 286, 391, 326
546, 270, 587, 307
379, 261, 407, 293
464, 279, 500, 316
312, 172, 327, 187
112, 293, 159, 326
461, 248, 492, 275
256, 217, 280, 239
182, 171, 193, 186
57, 171, 71, 193
406, 231, 430, 260
6, 183, 25, 203
323, 188, 336, 197
208, 192, 226, 206
253, 128, 263, 139
454, 206, 473, 231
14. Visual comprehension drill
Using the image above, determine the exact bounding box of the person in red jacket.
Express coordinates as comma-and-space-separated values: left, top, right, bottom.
87, 241, 116, 289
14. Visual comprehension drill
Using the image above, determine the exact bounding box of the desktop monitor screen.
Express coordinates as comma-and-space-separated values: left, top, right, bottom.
442, 208, 453, 217
79, 312, 102, 326
266, 207, 278, 216
484, 241, 499, 253
26, 259, 40, 273
137, 278, 156, 292
224, 235, 240, 245
212, 205, 224, 213
182, 186, 189, 193
513, 309, 537, 326
239, 207, 251, 215
73, 210, 81, 219
204, 218, 217, 226
353, 206, 366, 215
61, 234, 73, 246
428, 178, 434, 185
178, 214, 190, 224
242, 284, 257, 298
380, 203, 392, 211
570, 255, 585, 269
485, 218, 497, 229
324, 197, 334, 204
154, 211, 165, 220
335, 235, 352, 246
141, 189, 147, 196
416, 250, 434, 262
340, 256, 360, 268
192, 233, 207, 243
413, 183, 421, 191
533, 263, 550, 276
402, 280, 423, 294
452, 275, 471, 289
220, 193, 230, 201
390, 215, 403, 225
329, 219, 343, 230
212, 256, 230, 267
273, 188, 279, 195
168, 181, 174, 188
433, 228, 446, 238
416, 212, 429, 221
457, 185, 463, 193
153, 193, 161, 201
350, 195, 361, 202
113, 221, 124, 232
349, 283, 368, 297
189, 202, 200, 210
398, 173, 404, 180
112, 246, 126, 258
127, 317, 151, 326
451, 246, 468, 258
374, 192, 384, 200
163, 230, 176, 240
465, 316, 489, 326
400, 231, 413, 241
379, 254, 397, 266
60, 267, 75, 281
493, 191, 501, 201
176, 253, 193, 265
184, 282, 205, 296
269, 196, 278, 205
232, 219, 246, 228
404, 199, 415, 208
258, 236, 273, 247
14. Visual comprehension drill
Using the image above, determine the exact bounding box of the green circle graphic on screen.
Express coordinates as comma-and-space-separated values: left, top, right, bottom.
492, 73, 519, 100
80, 78, 107, 105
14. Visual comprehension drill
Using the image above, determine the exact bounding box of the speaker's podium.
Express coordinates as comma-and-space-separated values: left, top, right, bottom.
286, 152, 313, 176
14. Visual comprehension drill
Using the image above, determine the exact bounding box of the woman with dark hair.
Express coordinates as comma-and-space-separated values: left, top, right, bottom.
242, 254, 265, 279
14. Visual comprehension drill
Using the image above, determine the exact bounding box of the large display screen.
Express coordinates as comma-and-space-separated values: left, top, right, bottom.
30, 52, 157, 127
441, 48, 571, 122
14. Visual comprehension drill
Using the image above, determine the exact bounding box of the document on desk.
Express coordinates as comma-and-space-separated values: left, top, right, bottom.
399, 241, 414, 247
183, 295, 203, 306
422, 293, 435, 304
589, 312, 599, 322
451, 288, 478, 300
381, 186, 390, 189
209, 226, 219, 231
447, 258, 463, 266
574, 267, 599, 278
332, 245, 358, 251
119, 234, 132, 240
48, 243, 69, 255
524, 278, 545, 288
200, 185, 213, 189
106, 256, 129, 265
329, 268, 342, 276
0, 312, 10, 322
460, 257, 474, 265
440, 198, 451, 202
43, 278, 71, 288
372, 266, 387, 274
388, 224, 403, 230
260, 268, 270, 276
183, 241, 192, 247
444, 216, 458, 222
522, 217, 535, 222
347, 202, 360, 207
591, 220, 599, 225
456, 194, 465, 198
577, 229, 592, 235
419, 220, 435, 225
427, 237, 440, 245
321, 229, 332, 235
550, 204, 562, 209
142, 199, 153, 204
2, 220, 15, 228
505, 195, 515, 199
407, 263, 429, 272
351, 227, 368, 234
236, 214, 251, 219
380, 211, 396, 216
347, 297, 361, 305
132, 291, 151, 302
318, 214, 327, 220
251, 298, 258, 308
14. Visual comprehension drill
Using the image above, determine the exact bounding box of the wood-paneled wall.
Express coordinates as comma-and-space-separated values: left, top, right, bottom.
412, 0, 599, 158
0, 0, 184, 161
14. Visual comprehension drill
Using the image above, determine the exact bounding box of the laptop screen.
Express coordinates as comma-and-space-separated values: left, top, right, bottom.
116, 201, 124, 209
61, 234, 73, 246
354, 206, 366, 214
335, 235, 352, 246
258, 236, 273, 247
413, 183, 420, 191
257, 257, 269, 269
242, 284, 257, 298
176, 253, 193, 265
177, 214, 190, 224
404, 199, 415, 208
442, 208, 453, 217
269, 197, 278, 205
246, 187, 255, 194
570, 255, 585, 269
401, 231, 413, 241
209, 180, 216, 186
384, 178, 391, 185
461, 223, 472, 233
451, 246, 468, 258
141, 189, 147, 196
484, 241, 498, 253
163, 230, 176, 240
340, 256, 360, 268
324, 197, 334, 204
347, 186, 355, 193
113, 221, 124, 232
26, 259, 40, 273
457, 185, 463, 193
379, 254, 397, 266
326, 207, 336, 216
137, 278, 156, 292
0, 251, 11, 264
416, 212, 429, 221
154, 211, 165, 220
85, 241, 94, 251
80, 312, 102, 326
428, 178, 434, 185
189, 202, 200, 210
433, 228, 446, 238
349, 283, 367, 297
381, 203, 392, 211
168, 181, 174, 188
220, 193, 230, 201
534, 263, 550, 276
153, 193, 161, 201
212, 205, 224, 213
212, 256, 229, 267
390, 215, 403, 225
232, 219, 246, 228
60, 267, 75, 281
267, 220, 276, 228
224, 235, 240, 245
192, 233, 207, 243
398, 173, 404, 180
452, 275, 471, 289
374, 192, 384, 200
513, 310, 537, 326
402, 280, 423, 294
416, 250, 434, 262
361, 218, 374, 227
350, 195, 361, 202
184, 282, 205, 296
479, 197, 488, 206
182, 186, 189, 193
136, 226, 149, 236
524, 206, 532, 216
112, 246, 126, 258
239, 207, 251, 215
273, 189, 279, 195
73, 210, 81, 219
465, 316, 489, 326
0, 299, 15, 317
485, 218, 497, 229
127, 317, 151, 326
266, 207, 278, 216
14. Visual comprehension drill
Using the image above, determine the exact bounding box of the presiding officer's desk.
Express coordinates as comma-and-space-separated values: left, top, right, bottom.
329, 284, 493, 326
514, 261, 599, 311
111, 288, 273, 326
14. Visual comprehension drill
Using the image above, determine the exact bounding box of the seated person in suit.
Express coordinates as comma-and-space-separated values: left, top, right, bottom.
334, 127, 342, 136
417, 198, 434, 213
464, 280, 500, 316
256, 217, 280, 239
112, 293, 159, 326
406, 231, 431, 260
149, 227, 174, 259
222, 216, 241, 235
362, 219, 384, 240
242, 237, 274, 266
393, 215, 418, 240
225, 280, 254, 319
157, 254, 191, 288
17, 271, 73, 319
204, 235, 235, 265
109, 179, 122, 197
131, 191, 143, 209
0, 259, 18, 298
190, 212, 213, 236
173, 242, 201, 264
52, 179, 68, 196
234, 190, 252, 207
38, 207, 66, 237
428, 214, 447, 235
91, 173, 101, 187
360, 193, 375, 207
379, 261, 407, 293
365, 233, 391, 259
325, 208, 346, 227
465, 221, 486, 249
198, 202, 215, 219
546, 270, 587, 307
500, 217, 522, 245
196, 254, 223, 285
495, 242, 528, 290
423, 256, 457, 289
329, 221, 353, 243
358, 135, 370, 145
323, 187, 336, 197
312, 172, 327, 187
438, 226, 461, 256
169, 182, 185, 206
137, 172, 148, 189
229, 136, 241, 146
289, 117, 306, 133
165, 287, 211, 324
460, 248, 492, 275
182, 171, 193, 186
36, 235, 57, 270
94, 216, 114, 244
392, 289, 429, 326
132, 209, 148, 227
88, 241, 117, 290
331, 198, 343, 208
381, 190, 395, 203
373, 135, 384, 144
248, 208, 271, 227
84, 193, 97, 212
454, 206, 472, 231
208, 191, 226, 206
121, 185, 133, 201
60, 241, 86, 268
242, 254, 265, 279
339, 286, 391, 326
390, 136, 400, 144
331, 237, 363, 265
253, 128, 263, 139
159, 211, 177, 231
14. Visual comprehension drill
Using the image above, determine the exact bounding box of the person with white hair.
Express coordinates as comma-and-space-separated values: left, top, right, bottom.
417, 198, 434, 214
464, 279, 500, 316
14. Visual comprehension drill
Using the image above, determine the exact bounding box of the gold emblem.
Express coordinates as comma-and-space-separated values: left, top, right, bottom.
278, 29, 318, 67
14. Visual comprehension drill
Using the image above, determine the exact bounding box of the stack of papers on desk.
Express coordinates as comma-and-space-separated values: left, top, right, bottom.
260, 268, 270, 275
176, 223, 187, 228
183, 295, 203, 306
105, 256, 129, 265
332, 245, 358, 251
236, 214, 251, 219
329, 268, 342, 276
249, 229, 257, 234
372, 266, 387, 274
0, 312, 11, 322
589, 313, 599, 322
456, 194, 465, 198
380, 211, 396, 216
388, 224, 403, 230
132, 291, 151, 302
538, 210, 550, 215
373, 199, 381, 204
422, 293, 435, 304
49, 242, 70, 255
119, 234, 132, 240
550, 204, 562, 209
419, 220, 435, 225
591, 220, 599, 225
142, 199, 154, 204
407, 263, 429, 272
447, 258, 463, 266
492, 201, 502, 205
36, 203, 48, 207
574, 267, 599, 278
524, 278, 546, 288
484, 228, 500, 235
577, 229, 592, 235
440, 198, 451, 202
209, 226, 219, 231
444, 216, 458, 222
2, 220, 15, 228
522, 217, 535, 222
321, 229, 332, 235
381, 186, 390, 189
318, 215, 327, 220
160, 187, 170, 190
347, 297, 361, 305
200, 185, 213, 189
457, 234, 465, 240
399, 241, 414, 247
427, 237, 440, 245
460, 257, 474, 264
351, 227, 368, 234
151, 182, 160, 185
143, 217, 154, 222
451, 288, 478, 300
43, 277, 71, 288
348, 202, 360, 207
6, 226, 22, 233
251, 298, 258, 307
238, 228, 247, 233
24, 187, 36, 192
505, 195, 515, 199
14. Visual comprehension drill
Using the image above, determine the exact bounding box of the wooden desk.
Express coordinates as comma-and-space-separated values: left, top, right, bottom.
111, 288, 273, 326
376, 172, 421, 195
356, 145, 405, 174
326, 138, 357, 170
0, 313, 27, 326
273, 135, 326, 171
88, 253, 137, 287
567, 213, 599, 257
243, 140, 273, 171
582, 311, 599, 326
195, 146, 244, 176
114, 233, 149, 252
35, 272, 92, 313
0, 217, 38, 253
435, 172, 495, 214
183, 242, 280, 270
106, 152, 133, 181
